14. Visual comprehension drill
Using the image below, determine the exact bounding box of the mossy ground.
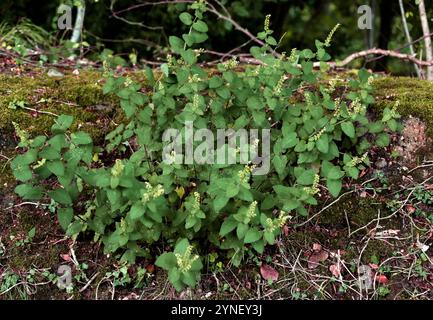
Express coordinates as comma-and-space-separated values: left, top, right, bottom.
1, 70, 433, 300
0, 70, 117, 141
373, 76, 433, 138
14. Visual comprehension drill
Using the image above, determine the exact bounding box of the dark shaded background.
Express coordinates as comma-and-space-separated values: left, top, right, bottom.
1, 0, 432, 75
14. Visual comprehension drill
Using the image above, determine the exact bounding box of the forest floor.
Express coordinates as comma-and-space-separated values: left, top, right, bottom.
1, 56, 433, 300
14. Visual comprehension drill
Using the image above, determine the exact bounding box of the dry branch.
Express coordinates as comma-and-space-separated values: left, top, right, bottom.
332, 48, 433, 68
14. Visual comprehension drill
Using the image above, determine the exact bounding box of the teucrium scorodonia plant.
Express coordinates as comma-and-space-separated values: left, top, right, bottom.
11, 0, 400, 291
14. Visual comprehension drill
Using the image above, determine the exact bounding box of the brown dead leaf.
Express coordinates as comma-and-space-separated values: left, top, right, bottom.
329, 264, 341, 277
146, 264, 155, 273
406, 205, 416, 214
369, 263, 379, 270
308, 250, 329, 269
260, 264, 279, 282
60, 254, 71, 262
375, 274, 388, 284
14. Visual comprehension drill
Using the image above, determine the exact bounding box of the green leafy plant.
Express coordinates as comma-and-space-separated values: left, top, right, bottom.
11, 0, 400, 291
0, 19, 53, 59
155, 238, 203, 290
0, 271, 20, 296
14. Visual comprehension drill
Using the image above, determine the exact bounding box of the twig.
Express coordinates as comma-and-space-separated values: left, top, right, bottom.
112, 0, 193, 15
296, 190, 355, 227
296, 177, 377, 228
110, 0, 276, 56
407, 163, 433, 174
110, 0, 164, 31
0, 154, 11, 161
5, 202, 48, 211
79, 272, 100, 293
350, 174, 433, 237
19, 106, 59, 117
344, 209, 351, 237
205, 1, 265, 48
69, 242, 81, 269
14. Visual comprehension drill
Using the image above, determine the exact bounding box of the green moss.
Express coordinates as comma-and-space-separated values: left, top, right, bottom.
7, 208, 66, 271
4, 208, 67, 282
286, 228, 329, 247
373, 76, 433, 137
0, 70, 120, 143
318, 196, 382, 227
360, 239, 397, 264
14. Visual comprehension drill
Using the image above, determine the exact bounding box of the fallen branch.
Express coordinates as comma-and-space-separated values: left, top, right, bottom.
333, 48, 433, 68
205, 1, 265, 48
205, 48, 433, 70
79, 272, 100, 293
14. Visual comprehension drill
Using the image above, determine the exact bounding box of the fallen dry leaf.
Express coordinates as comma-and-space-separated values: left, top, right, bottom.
369, 263, 379, 270
308, 250, 329, 269
406, 205, 416, 214
375, 274, 388, 284
60, 254, 71, 262
146, 264, 155, 273
329, 264, 341, 277
260, 264, 279, 281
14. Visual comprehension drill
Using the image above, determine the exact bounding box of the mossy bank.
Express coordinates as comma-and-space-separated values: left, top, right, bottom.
1, 71, 433, 190
373, 76, 433, 138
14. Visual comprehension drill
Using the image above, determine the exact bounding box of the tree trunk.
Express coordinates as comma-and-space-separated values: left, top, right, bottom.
418, 0, 433, 80
399, 0, 421, 78
71, 1, 86, 43
375, 0, 395, 71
